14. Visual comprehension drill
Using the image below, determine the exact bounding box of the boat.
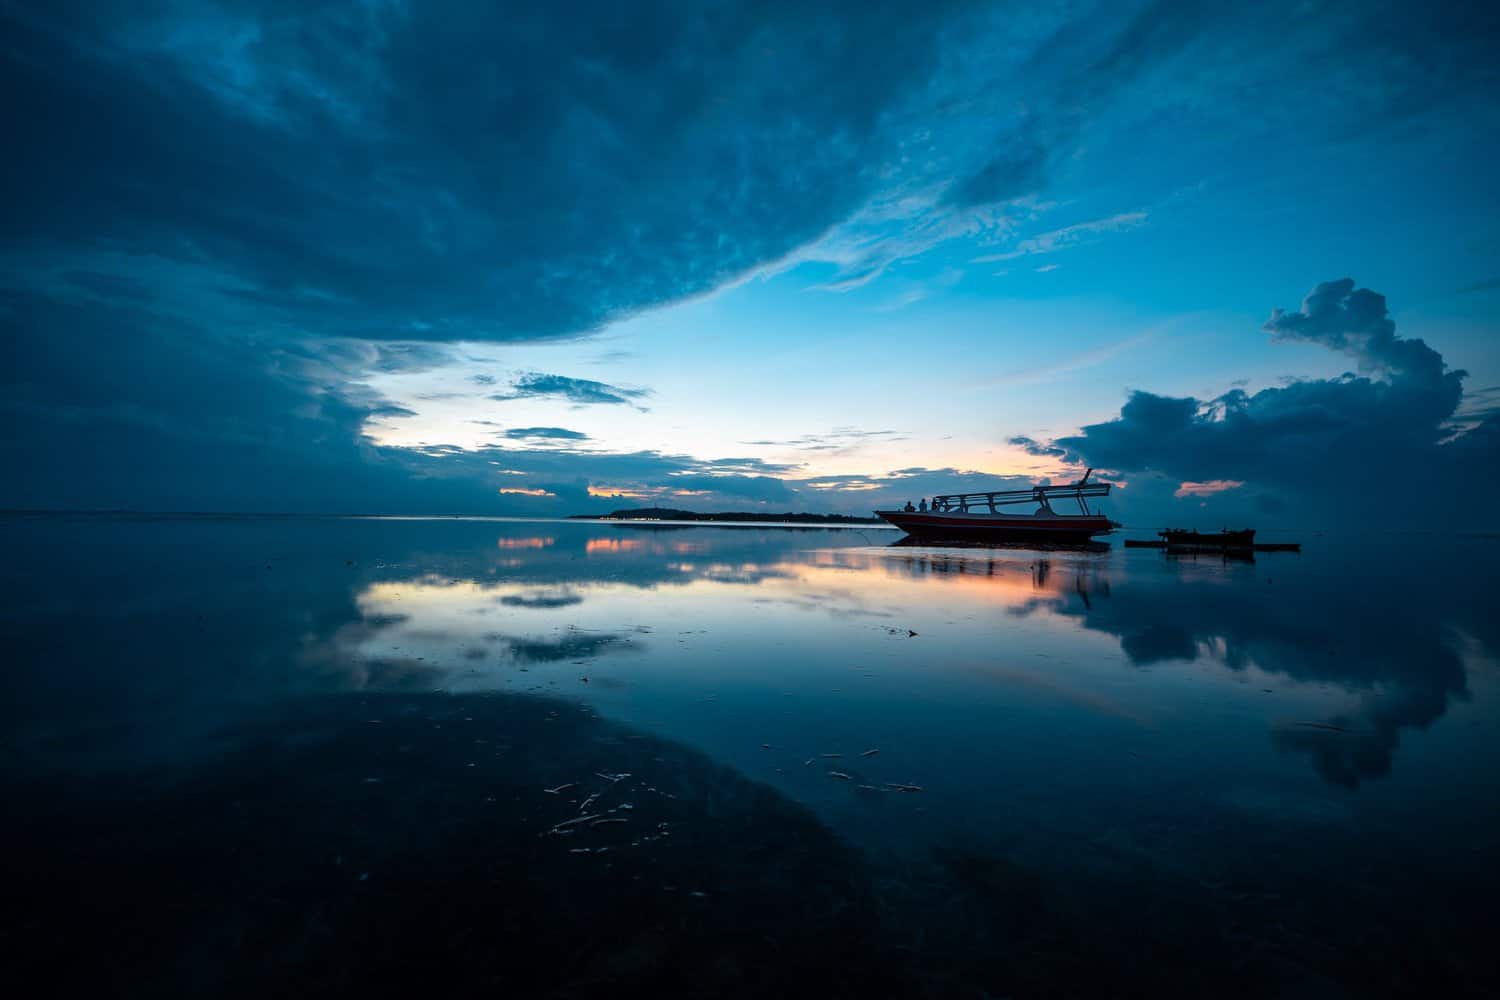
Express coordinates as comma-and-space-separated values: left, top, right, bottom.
1126, 533, 1299, 554
1158, 528, 1255, 548
876, 470, 1116, 541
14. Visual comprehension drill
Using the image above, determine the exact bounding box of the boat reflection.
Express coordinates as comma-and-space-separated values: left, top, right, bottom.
887, 536, 1110, 553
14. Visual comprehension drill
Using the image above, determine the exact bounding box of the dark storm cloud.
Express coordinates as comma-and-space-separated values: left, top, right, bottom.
2, 0, 970, 343
1041, 280, 1497, 524
1, 0, 983, 511
0, 279, 793, 513
490, 374, 650, 407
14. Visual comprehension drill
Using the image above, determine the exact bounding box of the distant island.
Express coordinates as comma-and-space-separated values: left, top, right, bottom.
570, 507, 884, 525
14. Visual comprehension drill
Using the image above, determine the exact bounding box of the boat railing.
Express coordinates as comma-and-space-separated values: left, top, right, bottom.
930, 481, 1111, 515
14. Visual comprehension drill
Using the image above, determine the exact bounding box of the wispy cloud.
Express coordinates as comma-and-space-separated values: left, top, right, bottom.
1456, 276, 1500, 295
741, 428, 905, 455
968, 333, 1155, 389
974, 211, 1148, 263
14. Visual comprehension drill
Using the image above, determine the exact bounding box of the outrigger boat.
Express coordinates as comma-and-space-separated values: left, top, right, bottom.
1159, 528, 1255, 548
876, 470, 1116, 541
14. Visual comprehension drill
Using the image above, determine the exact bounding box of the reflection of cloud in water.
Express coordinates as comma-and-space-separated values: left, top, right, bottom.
500, 629, 641, 664
1270, 683, 1457, 790
750, 594, 894, 619
498, 589, 584, 609
585, 536, 646, 554
665, 561, 795, 585
495, 536, 555, 550
868, 543, 1492, 789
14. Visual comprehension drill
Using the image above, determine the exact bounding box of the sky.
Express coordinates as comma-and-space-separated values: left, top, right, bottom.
3, 0, 1499, 526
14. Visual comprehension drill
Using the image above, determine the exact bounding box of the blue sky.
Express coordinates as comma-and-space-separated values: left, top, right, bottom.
3, 1, 1498, 525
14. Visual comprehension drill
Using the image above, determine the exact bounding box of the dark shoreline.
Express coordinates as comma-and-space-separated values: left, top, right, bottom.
570, 506, 883, 525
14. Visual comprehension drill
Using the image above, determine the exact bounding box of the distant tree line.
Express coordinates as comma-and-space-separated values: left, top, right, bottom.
569, 507, 882, 524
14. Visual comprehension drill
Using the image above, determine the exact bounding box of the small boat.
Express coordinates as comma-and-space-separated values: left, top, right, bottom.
876, 470, 1115, 542
1126, 533, 1300, 554
1159, 528, 1255, 548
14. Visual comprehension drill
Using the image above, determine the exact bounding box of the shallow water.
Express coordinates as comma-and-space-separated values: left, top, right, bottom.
3, 514, 1497, 996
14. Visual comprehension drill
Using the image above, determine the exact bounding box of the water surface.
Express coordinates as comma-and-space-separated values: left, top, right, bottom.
3, 515, 1497, 996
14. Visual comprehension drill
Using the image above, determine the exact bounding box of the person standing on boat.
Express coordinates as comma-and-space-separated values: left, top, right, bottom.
903, 500, 916, 512
918, 498, 927, 511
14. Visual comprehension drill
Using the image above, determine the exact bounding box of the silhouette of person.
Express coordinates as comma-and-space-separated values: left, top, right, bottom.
903, 500, 915, 512
918, 498, 927, 511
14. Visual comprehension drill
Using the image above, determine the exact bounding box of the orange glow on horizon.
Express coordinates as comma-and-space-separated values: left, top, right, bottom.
588, 485, 652, 499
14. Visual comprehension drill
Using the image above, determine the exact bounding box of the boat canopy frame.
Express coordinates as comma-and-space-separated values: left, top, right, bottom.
931, 469, 1111, 515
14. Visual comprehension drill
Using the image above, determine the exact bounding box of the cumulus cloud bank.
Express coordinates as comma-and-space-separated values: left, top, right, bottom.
1041, 280, 1497, 524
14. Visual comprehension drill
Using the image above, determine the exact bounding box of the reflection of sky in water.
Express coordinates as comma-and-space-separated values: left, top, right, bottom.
5, 515, 1498, 873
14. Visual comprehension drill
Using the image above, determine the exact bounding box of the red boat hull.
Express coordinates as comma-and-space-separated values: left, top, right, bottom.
876, 510, 1114, 541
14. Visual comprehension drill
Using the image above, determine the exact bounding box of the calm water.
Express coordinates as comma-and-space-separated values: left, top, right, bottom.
3, 514, 1497, 997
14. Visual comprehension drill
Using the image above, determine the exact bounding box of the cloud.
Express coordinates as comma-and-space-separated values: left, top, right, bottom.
501, 427, 589, 442
1263, 278, 1449, 384
502, 631, 641, 664
6, 4, 1497, 518
3, 2, 976, 344
1173, 480, 1244, 498
0, 2, 1010, 514
1000, 533, 1488, 789
795, 467, 1041, 512
498, 592, 584, 610
490, 374, 650, 407
1009, 436, 1068, 459
942, 142, 1050, 208
1456, 276, 1500, 295
1036, 280, 1497, 525
975, 334, 1154, 389
741, 428, 904, 453
973, 212, 1148, 263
